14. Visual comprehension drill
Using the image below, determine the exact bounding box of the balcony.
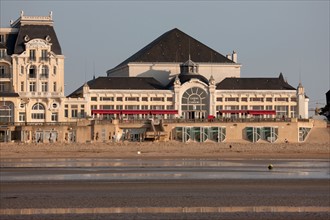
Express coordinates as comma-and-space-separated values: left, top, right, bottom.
40, 74, 49, 79
28, 73, 37, 79
0, 73, 12, 79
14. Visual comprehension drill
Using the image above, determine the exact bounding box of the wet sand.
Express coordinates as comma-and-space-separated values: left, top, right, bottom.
1, 141, 329, 159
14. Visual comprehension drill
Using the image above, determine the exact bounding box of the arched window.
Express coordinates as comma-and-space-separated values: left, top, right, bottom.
0, 102, 14, 123
181, 87, 208, 119
29, 65, 36, 78
31, 103, 45, 120
41, 65, 49, 78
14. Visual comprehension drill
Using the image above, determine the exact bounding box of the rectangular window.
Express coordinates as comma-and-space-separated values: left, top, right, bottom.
216, 105, 223, 110
266, 97, 273, 102
53, 82, 57, 92
0, 83, 4, 92
216, 97, 223, 102
150, 97, 164, 102
71, 109, 78, 118
225, 105, 239, 110
51, 113, 58, 122
53, 66, 57, 75
125, 105, 139, 110
241, 105, 248, 110
32, 113, 45, 119
91, 97, 97, 101
250, 97, 264, 102
166, 105, 174, 110
100, 105, 114, 110
64, 109, 68, 118
142, 97, 148, 101
19, 112, 25, 122
167, 97, 173, 102
291, 97, 297, 102
141, 105, 148, 110
41, 50, 48, 61
80, 110, 85, 118
29, 82, 36, 92
0, 34, 4, 43
150, 105, 164, 110
225, 97, 239, 102
266, 105, 273, 110
241, 97, 248, 102
116, 97, 123, 101
41, 82, 48, 92
275, 97, 288, 102
252, 105, 264, 110
21, 82, 24, 92
0, 49, 5, 58
21, 66, 24, 75
65, 104, 68, 108
81, 105, 85, 108
116, 105, 123, 110
91, 105, 97, 110
0, 66, 5, 75
125, 97, 139, 101
29, 50, 36, 61
100, 97, 114, 101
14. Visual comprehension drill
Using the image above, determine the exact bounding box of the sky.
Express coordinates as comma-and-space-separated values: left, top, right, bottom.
0, 0, 329, 111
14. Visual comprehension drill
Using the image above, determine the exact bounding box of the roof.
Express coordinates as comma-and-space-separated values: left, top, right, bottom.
14, 25, 62, 55
108, 28, 234, 73
68, 77, 166, 98
166, 74, 209, 89
1, 34, 17, 55
216, 73, 296, 90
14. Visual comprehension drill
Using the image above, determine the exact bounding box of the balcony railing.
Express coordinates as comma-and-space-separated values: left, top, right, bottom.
0, 73, 12, 78
28, 74, 37, 79
40, 74, 49, 79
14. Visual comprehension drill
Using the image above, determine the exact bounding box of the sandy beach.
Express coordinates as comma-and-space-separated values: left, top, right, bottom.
1, 140, 329, 159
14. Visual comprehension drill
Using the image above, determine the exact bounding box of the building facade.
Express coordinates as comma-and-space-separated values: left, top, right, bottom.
1, 12, 309, 126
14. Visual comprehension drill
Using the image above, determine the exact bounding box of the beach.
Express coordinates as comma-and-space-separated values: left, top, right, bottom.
1, 140, 329, 159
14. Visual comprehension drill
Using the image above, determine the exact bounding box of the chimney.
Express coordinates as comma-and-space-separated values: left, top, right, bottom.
232, 51, 237, 63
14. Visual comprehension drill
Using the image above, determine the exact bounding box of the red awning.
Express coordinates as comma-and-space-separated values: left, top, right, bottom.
248, 110, 276, 115
151, 110, 178, 115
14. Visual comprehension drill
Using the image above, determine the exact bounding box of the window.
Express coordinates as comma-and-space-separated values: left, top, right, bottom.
166, 105, 174, 110
225, 105, 239, 110
100, 97, 114, 101
150, 105, 164, 110
21, 66, 24, 75
167, 97, 173, 102
266, 105, 273, 110
116, 97, 123, 101
100, 105, 114, 110
116, 105, 123, 110
29, 65, 36, 78
0, 66, 5, 75
29, 82, 36, 92
250, 97, 264, 102
125, 105, 139, 110
53, 66, 57, 75
64, 109, 68, 117
31, 103, 45, 120
71, 109, 78, 118
275, 97, 288, 102
41, 82, 48, 92
91, 97, 97, 101
151, 97, 164, 102
266, 97, 272, 102
19, 112, 25, 122
91, 105, 97, 110
0, 34, 4, 43
216, 105, 223, 111
0, 83, 5, 92
41, 65, 49, 78
225, 97, 239, 102
241, 97, 248, 102
0, 49, 5, 58
21, 82, 24, 92
252, 105, 264, 110
51, 113, 58, 122
141, 105, 148, 110
216, 97, 223, 102
241, 105, 248, 110
53, 82, 57, 92
142, 97, 148, 101
291, 97, 297, 102
41, 50, 48, 61
125, 97, 139, 101
29, 49, 36, 61
52, 102, 58, 109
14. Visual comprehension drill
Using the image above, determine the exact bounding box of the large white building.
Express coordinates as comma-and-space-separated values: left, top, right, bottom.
1, 12, 309, 127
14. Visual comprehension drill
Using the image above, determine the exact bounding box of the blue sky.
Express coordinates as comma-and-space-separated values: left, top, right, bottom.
1, 0, 329, 110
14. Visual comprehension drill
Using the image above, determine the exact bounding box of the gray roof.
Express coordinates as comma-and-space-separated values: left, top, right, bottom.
108, 28, 234, 73
0, 92, 19, 97
216, 73, 296, 90
68, 77, 166, 98
14, 25, 62, 55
